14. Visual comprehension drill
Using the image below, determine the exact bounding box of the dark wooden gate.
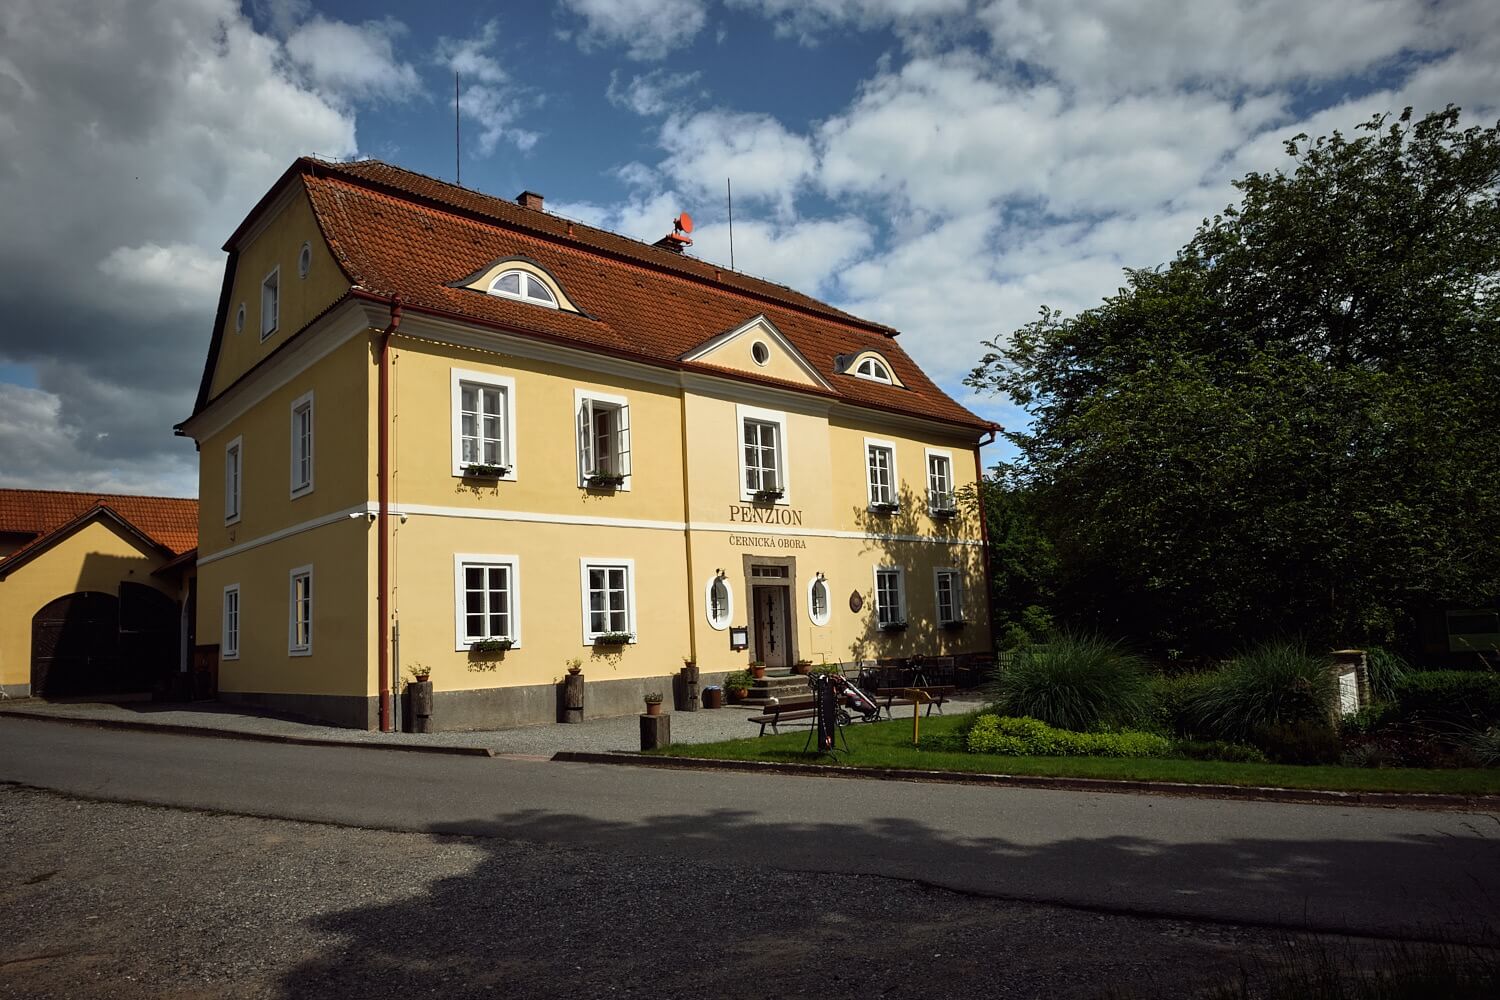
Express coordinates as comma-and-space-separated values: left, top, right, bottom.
31, 592, 120, 697
119, 582, 179, 693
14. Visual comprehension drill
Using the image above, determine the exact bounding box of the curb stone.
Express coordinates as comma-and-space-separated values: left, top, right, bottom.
550, 750, 1500, 812
0, 708, 496, 757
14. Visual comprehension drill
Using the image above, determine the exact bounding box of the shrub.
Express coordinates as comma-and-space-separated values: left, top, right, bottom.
989, 633, 1151, 731
1190, 642, 1336, 742
1393, 671, 1500, 728
1363, 647, 1409, 703
1149, 672, 1219, 737
1174, 740, 1268, 764
1256, 720, 1342, 765
966, 715, 1171, 758
1338, 701, 1400, 736
1462, 726, 1500, 767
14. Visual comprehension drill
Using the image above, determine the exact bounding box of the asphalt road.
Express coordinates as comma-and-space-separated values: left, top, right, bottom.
4, 717, 1498, 941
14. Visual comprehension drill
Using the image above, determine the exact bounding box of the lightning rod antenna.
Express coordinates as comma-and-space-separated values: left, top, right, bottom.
455, 72, 462, 186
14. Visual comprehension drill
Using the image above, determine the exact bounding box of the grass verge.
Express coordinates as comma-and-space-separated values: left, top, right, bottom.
650, 714, 1500, 795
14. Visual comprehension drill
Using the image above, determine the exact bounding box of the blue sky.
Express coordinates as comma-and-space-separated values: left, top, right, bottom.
1, 0, 1496, 495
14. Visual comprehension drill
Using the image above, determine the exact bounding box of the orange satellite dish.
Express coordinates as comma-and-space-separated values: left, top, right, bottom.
675, 212, 694, 234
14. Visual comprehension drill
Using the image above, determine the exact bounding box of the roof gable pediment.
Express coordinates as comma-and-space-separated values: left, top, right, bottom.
679, 314, 834, 391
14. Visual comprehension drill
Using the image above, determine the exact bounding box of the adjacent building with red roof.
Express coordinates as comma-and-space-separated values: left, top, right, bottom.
0, 489, 197, 699
175, 158, 995, 730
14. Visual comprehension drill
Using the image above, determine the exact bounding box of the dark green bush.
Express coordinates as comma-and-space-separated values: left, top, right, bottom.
1338, 701, 1400, 736
1174, 739, 1268, 764
1393, 671, 1500, 728
1149, 672, 1219, 736
989, 633, 1150, 731
1256, 721, 1343, 765
1191, 642, 1336, 742
967, 715, 1171, 758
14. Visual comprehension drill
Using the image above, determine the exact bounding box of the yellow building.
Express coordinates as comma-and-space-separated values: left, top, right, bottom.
0, 490, 198, 699
176, 159, 996, 730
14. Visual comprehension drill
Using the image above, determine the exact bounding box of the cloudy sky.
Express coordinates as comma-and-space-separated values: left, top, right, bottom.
1, 0, 1496, 497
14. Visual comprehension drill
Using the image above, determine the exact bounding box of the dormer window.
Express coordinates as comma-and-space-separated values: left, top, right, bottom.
855, 357, 892, 384
488, 269, 558, 309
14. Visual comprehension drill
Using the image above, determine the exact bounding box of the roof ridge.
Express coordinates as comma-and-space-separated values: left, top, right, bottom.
0, 487, 197, 502
304, 157, 898, 338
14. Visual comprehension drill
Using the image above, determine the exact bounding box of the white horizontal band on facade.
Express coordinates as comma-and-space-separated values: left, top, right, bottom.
197, 501, 984, 566
195, 503, 371, 566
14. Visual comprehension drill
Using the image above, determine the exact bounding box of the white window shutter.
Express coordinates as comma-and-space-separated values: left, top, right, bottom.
615, 403, 631, 478
578, 398, 593, 477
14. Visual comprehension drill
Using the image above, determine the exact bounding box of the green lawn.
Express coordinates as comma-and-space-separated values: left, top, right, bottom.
650, 713, 1500, 795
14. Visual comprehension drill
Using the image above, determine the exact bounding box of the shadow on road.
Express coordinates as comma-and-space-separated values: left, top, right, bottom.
278, 804, 1500, 999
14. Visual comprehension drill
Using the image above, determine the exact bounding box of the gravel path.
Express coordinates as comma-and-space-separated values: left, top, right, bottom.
0, 696, 983, 755
0, 784, 1323, 1000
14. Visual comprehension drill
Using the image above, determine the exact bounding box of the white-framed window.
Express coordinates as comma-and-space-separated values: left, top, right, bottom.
576, 389, 631, 488
488, 269, 558, 309
450, 367, 518, 479
935, 568, 964, 624
580, 558, 636, 644
288, 565, 312, 656
737, 403, 788, 502
807, 575, 831, 627
224, 436, 242, 525
298, 241, 312, 279
874, 566, 906, 627
705, 574, 733, 630
854, 357, 892, 384
865, 437, 898, 508
290, 390, 314, 498
222, 584, 240, 660
235, 303, 245, 334
260, 266, 279, 340
926, 449, 955, 512
751, 340, 771, 366
454, 553, 522, 650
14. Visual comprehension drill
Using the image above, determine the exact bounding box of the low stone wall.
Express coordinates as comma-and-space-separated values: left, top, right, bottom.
430, 670, 732, 731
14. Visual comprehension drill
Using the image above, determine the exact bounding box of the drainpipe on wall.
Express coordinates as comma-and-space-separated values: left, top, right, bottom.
378, 295, 403, 732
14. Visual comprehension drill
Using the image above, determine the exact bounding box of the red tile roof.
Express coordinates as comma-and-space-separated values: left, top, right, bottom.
289, 158, 991, 434
0, 490, 198, 564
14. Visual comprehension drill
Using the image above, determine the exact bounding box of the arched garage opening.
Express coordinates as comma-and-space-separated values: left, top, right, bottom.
30, 585, 178, 698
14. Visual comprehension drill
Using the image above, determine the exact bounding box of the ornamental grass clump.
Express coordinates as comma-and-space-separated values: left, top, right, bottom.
990, 633, 1151, 731
1190, 642, 1336, 743
966, 715, 1171, 758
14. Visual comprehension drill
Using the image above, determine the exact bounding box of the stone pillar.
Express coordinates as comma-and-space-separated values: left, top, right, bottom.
640, 712, 671, 750
1328, 649, 1369, 721
563, 671, 585, 724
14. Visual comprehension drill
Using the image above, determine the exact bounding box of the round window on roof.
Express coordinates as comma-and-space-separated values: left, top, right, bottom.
488, 268, 558, 309
751, 341, 770, 366
298, 242, 312, 278
855, 357, 892, 384
235, 303, 245, 333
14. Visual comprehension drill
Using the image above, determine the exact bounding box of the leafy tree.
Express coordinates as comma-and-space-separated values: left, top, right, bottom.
967, 107, 1500, 658
963, 476, 1055, 648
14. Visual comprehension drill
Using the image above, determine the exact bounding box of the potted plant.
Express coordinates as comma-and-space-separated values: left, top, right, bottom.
643, 691, 664, 716
566, 657, 583, 675
469, 637, 513, 654
941, 618, 969, 630
792, 658, 813, 675
405, 664, 434, 733
462, 462, 510, 479
879, 620, 909, 632
593, 631, 633, 645
723, 670, 751, 702
869, 500, 899, 514
586, 472, 625, 489
752, 487, 784, 502
750, 659, 767, 680
701, 684, 723, 709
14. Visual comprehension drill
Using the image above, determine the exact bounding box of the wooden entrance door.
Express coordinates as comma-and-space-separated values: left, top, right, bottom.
31, 591, 120, 697
752, 585, 791, 668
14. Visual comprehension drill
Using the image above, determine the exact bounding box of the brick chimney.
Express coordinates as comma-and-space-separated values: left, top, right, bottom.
517, 190, 544, 211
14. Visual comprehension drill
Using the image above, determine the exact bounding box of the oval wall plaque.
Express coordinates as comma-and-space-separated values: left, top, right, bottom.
848, 591, 864, 613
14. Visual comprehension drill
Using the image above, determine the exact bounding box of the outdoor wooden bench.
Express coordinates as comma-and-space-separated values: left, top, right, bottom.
874, 685, 956, 719
747, 698, 819, 736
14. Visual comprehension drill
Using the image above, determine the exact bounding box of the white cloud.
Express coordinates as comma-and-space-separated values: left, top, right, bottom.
0, 0, 358, 492
729, 0, 969, 47
607, 69, 702, 116
437, 22, 540, 155
284, 15, 421, 102
976, 0, 1463, 93
559, 0, 707, 61
659, 109, 817, 215
691, 216, 876, 293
